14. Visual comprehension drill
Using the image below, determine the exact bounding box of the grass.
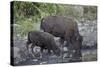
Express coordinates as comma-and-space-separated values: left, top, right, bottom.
82, 50, 97, 61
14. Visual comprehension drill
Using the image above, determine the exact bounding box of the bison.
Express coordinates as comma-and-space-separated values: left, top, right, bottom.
40, 16, 83, 58
26, 31, 61, 57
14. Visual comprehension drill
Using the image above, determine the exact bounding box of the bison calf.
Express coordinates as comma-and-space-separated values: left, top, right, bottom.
26, 31, 61, 56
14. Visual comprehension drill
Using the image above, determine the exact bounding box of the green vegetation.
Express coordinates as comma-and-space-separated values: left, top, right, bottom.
13, 1, 97, 37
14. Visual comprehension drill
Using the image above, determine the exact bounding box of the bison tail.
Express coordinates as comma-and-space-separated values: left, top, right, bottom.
40, 18, 45, 31
26, 32, 31, 50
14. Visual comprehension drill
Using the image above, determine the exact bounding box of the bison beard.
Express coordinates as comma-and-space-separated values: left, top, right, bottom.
26, 31, 61, 57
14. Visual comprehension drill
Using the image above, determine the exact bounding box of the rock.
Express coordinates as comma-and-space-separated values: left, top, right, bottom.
40, 62, 47, 64
13, 47, 21, 64
78, 20, 97, 48
63, 47, 68, 52
63, 53, 69, 58
32, 59, 38, 62
14, 47, 21, 59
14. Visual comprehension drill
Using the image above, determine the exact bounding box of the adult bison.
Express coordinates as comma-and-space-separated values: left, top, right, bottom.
26, 31, 61, 57
40, 16, 83, 58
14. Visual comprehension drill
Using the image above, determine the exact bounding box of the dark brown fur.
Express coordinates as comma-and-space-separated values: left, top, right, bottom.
26, 31, 61, 56
40, 16, 83, 58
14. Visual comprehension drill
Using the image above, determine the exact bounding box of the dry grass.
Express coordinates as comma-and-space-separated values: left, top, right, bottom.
82, 50, 97, 61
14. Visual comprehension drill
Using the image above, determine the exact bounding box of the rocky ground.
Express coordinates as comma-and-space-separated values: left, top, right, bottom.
12, 20, 97, 66
78, 20, 97, 49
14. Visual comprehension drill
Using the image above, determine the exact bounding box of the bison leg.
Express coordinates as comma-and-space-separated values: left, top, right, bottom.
71, 49, 82, 61
69, 50, 82, 62
59, 37, 64, 45
29, 43, 35, 58
59, 38, 64, 56
74, 49, 82, 58
66, 40, 73, 58
30, 44, 35, 54
26, 41, 31, 50
40, 48, 44, 53
48, 50, 51, 53
48, 50, 52, 55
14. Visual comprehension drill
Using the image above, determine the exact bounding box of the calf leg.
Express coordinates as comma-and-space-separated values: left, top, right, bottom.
29, 43, 35, 58
26, 41, 31, 50
59, 37, 64, 45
